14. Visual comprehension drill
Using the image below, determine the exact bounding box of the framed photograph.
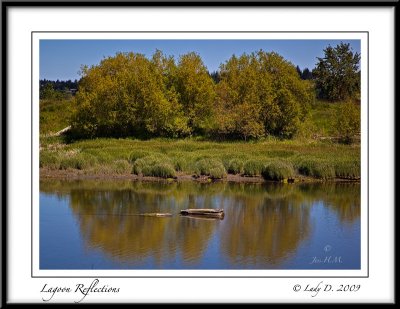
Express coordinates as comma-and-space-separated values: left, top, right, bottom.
2, 1, 396, 304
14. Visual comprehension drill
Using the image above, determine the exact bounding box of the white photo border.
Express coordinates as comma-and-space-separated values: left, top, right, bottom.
31, 31, 369, 279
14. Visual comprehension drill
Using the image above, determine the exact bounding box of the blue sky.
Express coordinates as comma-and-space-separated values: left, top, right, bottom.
40, 40, 361, 81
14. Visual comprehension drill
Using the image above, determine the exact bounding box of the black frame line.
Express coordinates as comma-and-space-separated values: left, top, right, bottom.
2, 1, 400, 7
31, 31, 369, 279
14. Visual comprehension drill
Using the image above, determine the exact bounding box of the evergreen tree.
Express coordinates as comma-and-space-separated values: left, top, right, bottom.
313, 42, 360, 101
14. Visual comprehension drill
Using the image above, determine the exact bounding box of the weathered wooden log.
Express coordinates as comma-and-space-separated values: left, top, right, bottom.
54, 126, 71, 136
180, 209, 224, 218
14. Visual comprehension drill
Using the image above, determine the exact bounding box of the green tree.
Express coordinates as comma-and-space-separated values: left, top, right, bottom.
175, 52, 216, 135
71, 52, 189, 138
69, 49, 314, 140
40, 83, 63, 100
313, 42, 361, 101
215, 51, 313, 139
301, 68, 313, 80
212, 54, 264, 139
296, 65, 302, 78
336, 101, 360, 143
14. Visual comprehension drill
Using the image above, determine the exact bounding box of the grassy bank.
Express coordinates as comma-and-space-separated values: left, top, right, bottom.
40, 137, 360, 181
39, 98, 360, 182
40, 97, 74, 134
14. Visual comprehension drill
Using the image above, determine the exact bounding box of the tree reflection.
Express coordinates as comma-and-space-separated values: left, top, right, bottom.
220, 185, 311, 267
67, 186, 217, 266
297, 182, 361, 224
40, 179, 360, 268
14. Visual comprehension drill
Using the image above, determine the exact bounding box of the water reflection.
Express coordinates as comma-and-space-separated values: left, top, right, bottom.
67, 187, 218, 266
221, 194, 311, 267
40, 180, 360, 269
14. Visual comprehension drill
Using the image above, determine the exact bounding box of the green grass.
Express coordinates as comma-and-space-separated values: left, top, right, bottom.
39, 99, 361, 181
132, 155, 176, 178
40, 136, 360, 180
262, 160, 295, 181
40, 97, 74, 134
308, 100, 347, 137
194, 158, 227, 179
334, 160, 361, 179
295, 157, 336, 179
128, 150, 152, 163
227, 158, 244, 175
243, 159, 264, 177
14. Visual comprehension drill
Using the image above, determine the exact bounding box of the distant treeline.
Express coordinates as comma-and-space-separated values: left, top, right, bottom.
40, 79, 79, 91
41, 43, 360, 141
40, 79, 80, 100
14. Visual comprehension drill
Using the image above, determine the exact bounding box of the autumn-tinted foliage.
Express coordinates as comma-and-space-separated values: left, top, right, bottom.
213, 51, 314, 139
335, 101, 361, 143
71, 51, 191, 139
70, 50, 314, 140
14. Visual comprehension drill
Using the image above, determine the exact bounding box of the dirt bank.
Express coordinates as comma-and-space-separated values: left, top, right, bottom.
39, 168, 360, 183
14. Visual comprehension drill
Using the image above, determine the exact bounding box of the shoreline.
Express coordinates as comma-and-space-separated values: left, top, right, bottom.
40, 168, 360, 183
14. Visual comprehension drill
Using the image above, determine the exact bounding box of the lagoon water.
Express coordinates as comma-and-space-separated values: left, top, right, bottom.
40, 180, 360, 269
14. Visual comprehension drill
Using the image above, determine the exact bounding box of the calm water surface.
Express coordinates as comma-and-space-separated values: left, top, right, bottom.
40, 180, 360, 269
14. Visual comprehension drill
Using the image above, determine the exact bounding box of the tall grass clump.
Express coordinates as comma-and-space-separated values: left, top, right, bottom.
243, 159, 264, 176
147, 163, 176, 178
128, 150, 151, 163
169, 152, 196, 172
220, 153, 249, 171
296, 158, 335, 179
334, 159, 360, 179
172, 157, 190, 172
132, 155, 176, 178
59, 153, 98, 170
85, 149, 114, 164
112, 160, 132, 174
227, 158, 244, 174
194, 158, 227, 179
262, 160, 295, 181
40, 152, 61, 169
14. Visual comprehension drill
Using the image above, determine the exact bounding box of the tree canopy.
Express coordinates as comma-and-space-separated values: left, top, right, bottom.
62, 45, 359, 141
69, 50, 314, 140
71, 52, 191, 138
313, 42, 361, 101
213, 51, 314, 139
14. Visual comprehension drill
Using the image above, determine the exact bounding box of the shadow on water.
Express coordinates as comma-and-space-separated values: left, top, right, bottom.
40, 180, 360, 269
